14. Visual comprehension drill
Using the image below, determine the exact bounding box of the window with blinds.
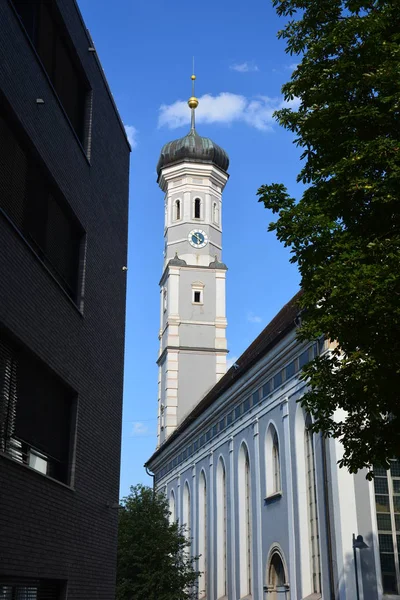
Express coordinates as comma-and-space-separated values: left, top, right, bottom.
0, 579, 64, 600
0, 100, 84, 303
0, 332, 75, 484
374, 460, 400, 594
10, 0, 89, 145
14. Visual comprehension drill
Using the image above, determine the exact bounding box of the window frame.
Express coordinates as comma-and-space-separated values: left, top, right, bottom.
0, 330, 77, 487
163, 288, 168, 312
212, 201, 219, 225
183, 481, 191, 539
174, 198, 181, 221
374, 461, 400, 595
192, 282, 204, 305
272, 431, 281, 494
0, 98, 86, 308
238, 443, 252, 598
169, 489, 176, 524
265, 425, 282, 500
193, 197, 202, 220
9, 0, 92, 156
193, 290, 202, 304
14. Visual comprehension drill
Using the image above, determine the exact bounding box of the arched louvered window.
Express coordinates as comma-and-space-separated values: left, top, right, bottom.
198, 470, 207, 598
216, 458, 227, 598
238, 443, 252, 597
213, 201, 219, 224
305, 416, 321, 593
175, 199, 181, 221
194, 197, 201, 219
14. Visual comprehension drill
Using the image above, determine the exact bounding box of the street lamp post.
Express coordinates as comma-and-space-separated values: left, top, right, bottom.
353, 533, 368, 600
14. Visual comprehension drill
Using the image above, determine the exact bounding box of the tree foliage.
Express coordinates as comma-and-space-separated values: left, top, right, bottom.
117, 485, 199, 600
258, 0, 400, 474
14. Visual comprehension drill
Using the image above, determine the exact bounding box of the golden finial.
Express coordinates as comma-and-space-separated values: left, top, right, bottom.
188, 96, 199, 109
188, 58, 198, 129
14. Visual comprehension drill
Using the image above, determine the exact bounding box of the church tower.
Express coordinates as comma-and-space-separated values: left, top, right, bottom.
156, 74, 229, 445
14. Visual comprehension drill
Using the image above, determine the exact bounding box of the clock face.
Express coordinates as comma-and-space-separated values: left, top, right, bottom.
188, 229, 208, 249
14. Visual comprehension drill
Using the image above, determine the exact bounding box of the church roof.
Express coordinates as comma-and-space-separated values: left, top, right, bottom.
156, 128, 229, 176
146, 289, 303, 466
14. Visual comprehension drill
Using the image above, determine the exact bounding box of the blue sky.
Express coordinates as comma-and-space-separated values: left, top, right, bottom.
78, 0, 302, 499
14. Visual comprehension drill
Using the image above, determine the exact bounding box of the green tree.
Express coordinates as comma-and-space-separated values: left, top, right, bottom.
117, 485, 199, 600
258, 0, 400, 475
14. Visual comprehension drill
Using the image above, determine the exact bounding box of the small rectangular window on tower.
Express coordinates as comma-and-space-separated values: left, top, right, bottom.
193, 291, 201, 303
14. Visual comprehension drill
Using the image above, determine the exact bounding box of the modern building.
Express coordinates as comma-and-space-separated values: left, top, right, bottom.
0, 1, 130, 598
146, 80, 400, 599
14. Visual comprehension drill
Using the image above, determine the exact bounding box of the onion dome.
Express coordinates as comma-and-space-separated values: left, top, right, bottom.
168, 252, 187, 267
209, 255, 228, 270
157, 74, 229, 176
157, 129, 229, 175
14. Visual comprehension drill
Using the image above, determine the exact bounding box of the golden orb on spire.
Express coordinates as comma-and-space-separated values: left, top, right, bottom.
191, 74, 196, 80
188, 96, 199, 109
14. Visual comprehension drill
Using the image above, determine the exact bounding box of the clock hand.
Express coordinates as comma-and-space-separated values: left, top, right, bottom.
195, 234, 202, 243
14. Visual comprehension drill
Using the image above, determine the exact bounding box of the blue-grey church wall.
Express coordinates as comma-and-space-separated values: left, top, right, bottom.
153, 332, 385, 600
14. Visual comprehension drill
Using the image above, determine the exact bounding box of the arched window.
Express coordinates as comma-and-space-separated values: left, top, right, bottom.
216, 458, 227, 598
268, 551, 287, 600
238, 443, 252, 598
272, 430, 281, 493
198, 470, 207, 598
194, 197, 201, 219
305, 415, 321, 594
213, 202, 219, 225
169, 489, 176, 524
183, 482, 191, 539
266, 425, 282, 497
174, 199, 181, 221
163, 288, 167, 312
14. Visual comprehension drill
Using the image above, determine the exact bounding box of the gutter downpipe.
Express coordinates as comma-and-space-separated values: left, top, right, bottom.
145, 466, 156, 494
322, 434, 336, 600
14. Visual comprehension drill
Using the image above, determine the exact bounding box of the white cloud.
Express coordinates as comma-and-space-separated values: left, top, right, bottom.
230, 61, 259, 73
285, 63, 299, 70
158, 93, 299, 132
131, 421, 148, 436
124, 125, 138, 148
247, 312, 262, 324
226, 355, 239, 369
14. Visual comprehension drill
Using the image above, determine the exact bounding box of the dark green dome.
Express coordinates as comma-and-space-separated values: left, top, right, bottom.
157, 128, 229, 176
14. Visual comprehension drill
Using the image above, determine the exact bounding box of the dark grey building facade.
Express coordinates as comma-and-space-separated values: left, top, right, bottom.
0, 1, 130, 598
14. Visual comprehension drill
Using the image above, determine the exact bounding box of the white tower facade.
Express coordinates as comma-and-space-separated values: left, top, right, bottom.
156, 80, 229, 445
